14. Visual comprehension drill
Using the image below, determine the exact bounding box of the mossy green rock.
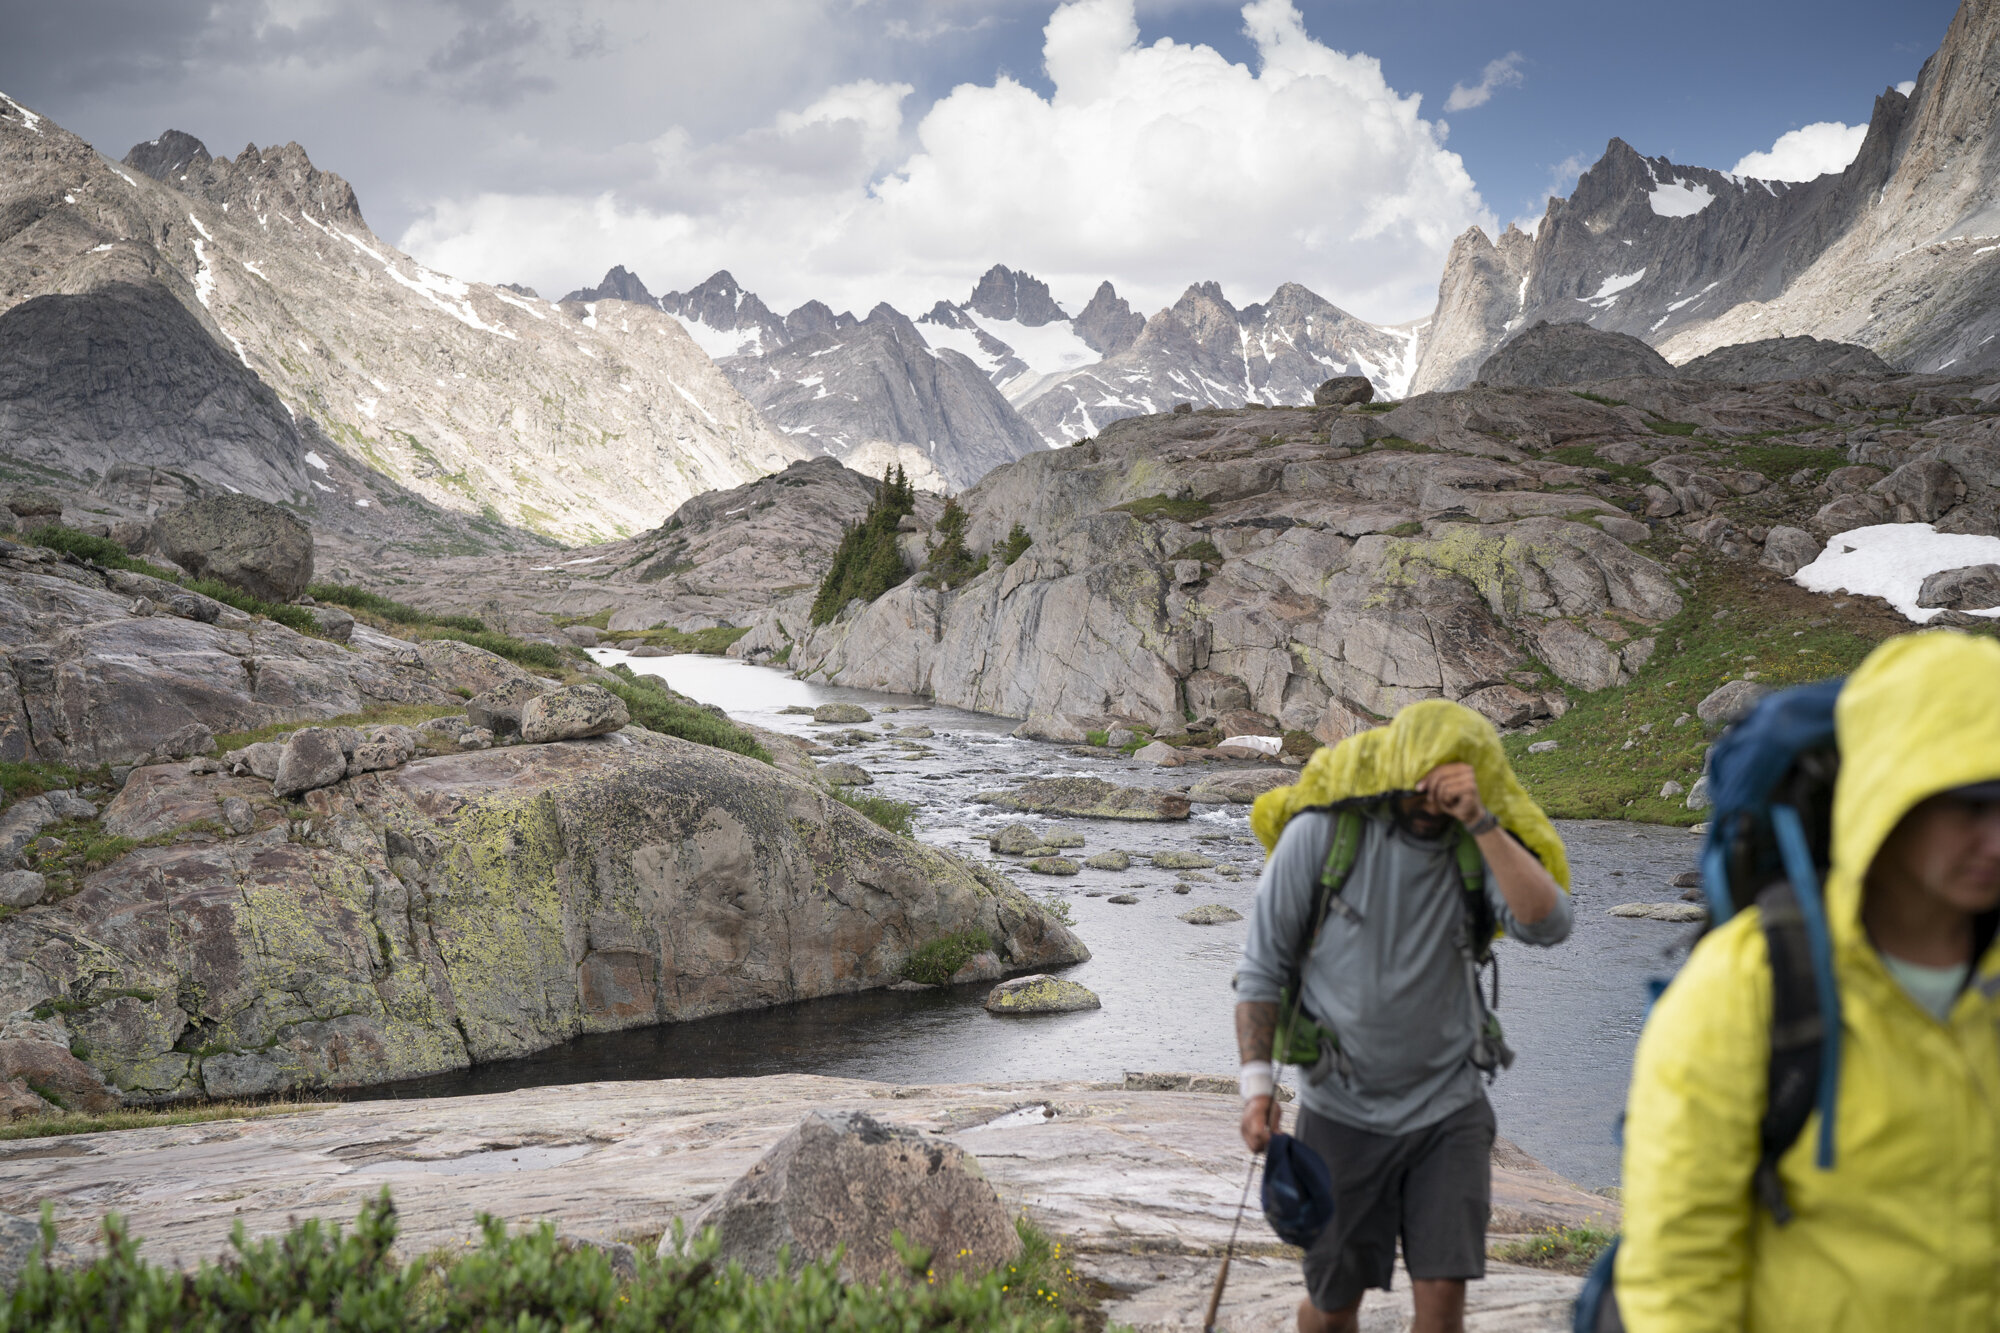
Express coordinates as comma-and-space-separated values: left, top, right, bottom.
1084, 851, 1131, 871
0, 729, 1088, 1103
812, 703, 872, 724
1150, 850, 1216, 869
1027, 857, 1080, 876
1178, 904, 1243, 925
984, 974, 1101, 1015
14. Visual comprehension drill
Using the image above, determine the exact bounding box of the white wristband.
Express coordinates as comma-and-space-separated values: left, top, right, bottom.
1240, 1061, 1276, 1102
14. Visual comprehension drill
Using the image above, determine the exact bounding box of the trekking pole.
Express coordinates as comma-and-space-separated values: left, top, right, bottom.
1203, 1151, 1261, 1333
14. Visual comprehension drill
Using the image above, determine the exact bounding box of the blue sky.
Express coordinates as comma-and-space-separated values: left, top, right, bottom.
0, 0, 1965, 323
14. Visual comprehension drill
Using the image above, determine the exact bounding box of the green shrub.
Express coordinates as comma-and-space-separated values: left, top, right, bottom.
811, 466, 917, 626
922, 496, 987, 588
0, 1192, 1082, 1332
1171, 539, 1223, 565
998, 522, 1033, 566
606, 665, 772, 763
618, 624, 751, 655
1646, 417, 1701, 437
831, 788, 916, 838
1113, 495, 1213, 523
309, 582, 486, 633
424, 629, 570, 673
1491, 1221, 1618, 1274
902, 929, 994, 985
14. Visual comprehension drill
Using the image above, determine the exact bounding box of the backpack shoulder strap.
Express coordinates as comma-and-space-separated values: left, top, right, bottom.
1453, 826, 1498, 966
1309, 807, 1366, 934
1751, 879, 1823, 1225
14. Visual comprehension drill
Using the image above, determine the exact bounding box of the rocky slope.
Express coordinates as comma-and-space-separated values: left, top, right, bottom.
1409, 0, 2000, 391
0, 97, 800, 546
741, 343, 2000, 744
0, 537, 1082, 1106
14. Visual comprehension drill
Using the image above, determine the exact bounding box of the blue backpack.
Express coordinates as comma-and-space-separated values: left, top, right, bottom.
1574, 680, 1845, 1332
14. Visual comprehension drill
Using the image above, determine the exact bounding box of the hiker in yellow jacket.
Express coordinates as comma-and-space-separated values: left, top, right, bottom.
1618, 630, 2000, 1331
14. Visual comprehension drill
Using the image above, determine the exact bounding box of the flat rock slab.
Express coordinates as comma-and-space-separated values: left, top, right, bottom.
1187, 770, 1294, 805
1608, 901, 1707, 922
976, 777, 1191, 821
0, 1075, 1601, 1328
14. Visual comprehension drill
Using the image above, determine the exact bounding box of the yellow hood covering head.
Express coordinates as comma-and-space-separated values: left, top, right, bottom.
1828, 630, 2000, 942
1251, 698, 1570, 890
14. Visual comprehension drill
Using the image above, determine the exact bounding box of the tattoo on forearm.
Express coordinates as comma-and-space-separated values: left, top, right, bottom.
1236, 1001, 1277, 1064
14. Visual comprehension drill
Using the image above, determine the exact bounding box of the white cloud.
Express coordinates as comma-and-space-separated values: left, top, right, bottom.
1444, 51, 1524, 113
1732, 120, 1868, 182
1897, 79, 1916, 96
400, 0, 1490, 325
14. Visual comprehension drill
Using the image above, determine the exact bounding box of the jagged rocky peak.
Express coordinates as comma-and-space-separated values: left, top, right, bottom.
966, 265, 1067, 326
122, 131, 366, 229
783, 299, 852, 340
655, 270, 787, 356
563, 264, 658, 307
1072, 281, 1144, 356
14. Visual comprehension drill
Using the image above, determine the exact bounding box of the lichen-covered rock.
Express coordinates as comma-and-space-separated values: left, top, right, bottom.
1697, 679, 1770, 727
1608, 902, 1707, 922
1314, 376, 1374, 407
984, 974, 1101, 1014
1107, 893, 1138, 905
975, 777, 1190, 821
519, 684, 629, 743
1918, 563, 2000, 611
818, 762, 873, 786
415, 639, 537, 697
1151, 851, 1216, 870
948, 951, 1004, 985
676, 1111, 1021, 1282
309, 605, 355, 643
1084, 851, 1131, 871
0, 872, 43, 908
0, 728, 1086, 1102
1178, 904, 1243, 925
812, 703, 872, 724
272, 727, 346, 798
1187, 771, 1293, 805
150, 494, 314, 602
989, 823, 1048, 855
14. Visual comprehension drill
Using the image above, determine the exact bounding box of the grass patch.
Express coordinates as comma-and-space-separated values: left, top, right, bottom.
552, 607, 614, 630
1492, 1221, 1617, 1275
606, 664, 772, 763
1171, 539, 1223, 565
0, 761, 90, 811
212, 703, 468, 754
0, 1099, 328, 1140
902, 929, 994, 985
29, 525, 320, 637
831, 788, 917, 839
309, 582, 486, 633
1370, 436, 1434, 453
1645, 417, 1702, 438
1113, 495, 1214, 523
418, 628, 572, 673
2, 1192, 1090, 1332
1383, 521, 1424, 538
1545, 444, 1652, 488
1568, 389, 1628, 407
614, 624, 752, 655
1504, 558, 1948, 823
1716, 441, 1844, 481
1356, 401, 1399, 413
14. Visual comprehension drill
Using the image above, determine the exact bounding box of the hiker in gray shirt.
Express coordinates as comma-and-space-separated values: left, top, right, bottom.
1235, 762, 1571, 1333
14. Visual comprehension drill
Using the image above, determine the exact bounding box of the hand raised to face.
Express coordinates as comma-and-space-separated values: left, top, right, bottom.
1416, 762, 1486, 826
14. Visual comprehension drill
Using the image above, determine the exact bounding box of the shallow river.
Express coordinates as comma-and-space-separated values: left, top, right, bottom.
363, 651, 1705, 1189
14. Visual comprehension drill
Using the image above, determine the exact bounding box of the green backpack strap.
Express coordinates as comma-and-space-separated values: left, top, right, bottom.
1273, 809, 1364, 1073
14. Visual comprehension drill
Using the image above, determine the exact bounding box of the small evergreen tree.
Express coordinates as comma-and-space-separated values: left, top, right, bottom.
998, 522, 1032, 566
921, 495, 985, 588
810, 465, 917, 625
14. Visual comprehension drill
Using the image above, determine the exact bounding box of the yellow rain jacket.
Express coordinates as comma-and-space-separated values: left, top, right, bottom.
1619, 631, 2000, 1331
1251, 697, 1570, 890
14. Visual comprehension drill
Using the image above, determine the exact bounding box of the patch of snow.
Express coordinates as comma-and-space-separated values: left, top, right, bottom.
576, 343, 596, 359
665, 378, 719, 425
354, 497, 372, 508
224, 483, 241, 494
1587, 269, 1647, 301
668, 313, 761, 361
490, 287, 547, 320
795, 374, 825, 389
0, 93, 42, 133
187, 213, 215, 243
89, 242, 115, 253
309, 217, 517, 340
357, 397, 378, 419
1649, 180, 1714, 217
561, 556, 603, 566
63, 193, 74, 204
110, 168, 138, 188
241, 260, 267, 279
582, 302, 598, 330
1666, 282, 1720, 313
190, 239, 216, 308
312, 480, 334, 493
304, 451, 330, 472
1794, 523, 2000, 622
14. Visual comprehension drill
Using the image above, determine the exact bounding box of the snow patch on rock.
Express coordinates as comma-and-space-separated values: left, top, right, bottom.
1793, 523, 2000, 623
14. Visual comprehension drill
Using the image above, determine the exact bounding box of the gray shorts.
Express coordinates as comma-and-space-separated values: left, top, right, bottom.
1295, 1095, 1494, 1313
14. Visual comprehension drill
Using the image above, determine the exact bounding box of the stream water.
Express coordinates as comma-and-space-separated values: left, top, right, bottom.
363, 651, 1705, 1190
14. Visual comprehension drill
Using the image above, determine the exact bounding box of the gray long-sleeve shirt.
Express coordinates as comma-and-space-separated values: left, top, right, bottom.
1235, 806, 1572, 1135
